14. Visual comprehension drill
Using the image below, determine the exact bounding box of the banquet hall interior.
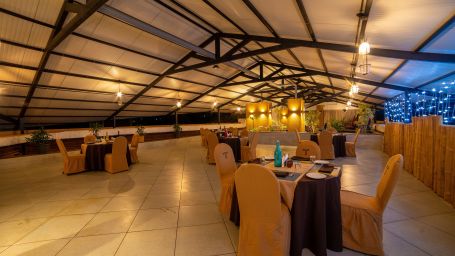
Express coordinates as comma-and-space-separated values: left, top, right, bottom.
0, 0, 454, 255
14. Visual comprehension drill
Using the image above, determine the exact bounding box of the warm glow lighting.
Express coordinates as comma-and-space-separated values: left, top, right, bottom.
176, 101, 182, 108
213, 101, 218, 107
116, 91, 123, 97
350, 84, 359, 94
347, 100, 352, 106
236, 107, 241, 112
359, 41, 370, 55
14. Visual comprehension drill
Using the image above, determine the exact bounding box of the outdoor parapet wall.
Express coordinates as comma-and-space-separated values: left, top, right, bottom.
0, 123, 244, 147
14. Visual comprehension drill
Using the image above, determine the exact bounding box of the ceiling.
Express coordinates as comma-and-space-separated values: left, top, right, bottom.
0, 0, 454, 129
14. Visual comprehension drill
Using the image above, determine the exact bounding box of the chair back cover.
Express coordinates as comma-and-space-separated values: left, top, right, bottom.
111, 136, 128, 167
375, 154, 403, 211
56, 139, 68, 159
214, 143, 236, 215
206, 131, 219, 163
353, 128, 361, 144
131, 134, 139, 148
294, 129, 301, 143
235, 164, 281, 223
249, 132, 259, 157
214, 143, 236, 180
240, 129, 249, 138
84, 134, 96, 144
318, 130, 335, 159
296, 140, 321, 159
327, 127, 337, 133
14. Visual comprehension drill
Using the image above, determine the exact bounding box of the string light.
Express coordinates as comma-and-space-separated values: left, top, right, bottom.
385, 80, 454, 124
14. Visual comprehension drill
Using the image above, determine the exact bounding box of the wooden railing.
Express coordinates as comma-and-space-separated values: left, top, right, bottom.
384, 116, 455, 207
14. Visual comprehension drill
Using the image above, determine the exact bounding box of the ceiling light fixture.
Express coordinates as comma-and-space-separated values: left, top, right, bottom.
358, 40, 371, 75
176, 91, 182, 108
116, 82, 123, 106
347, 100, 352, 107
236, 107, 241, 112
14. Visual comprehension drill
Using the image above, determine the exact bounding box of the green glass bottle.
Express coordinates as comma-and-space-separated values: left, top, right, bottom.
274, 140, 282, 167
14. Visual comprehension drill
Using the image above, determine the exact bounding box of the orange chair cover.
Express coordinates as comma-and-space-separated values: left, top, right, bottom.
200, 128, 207, 147
327, 127, 338, 133
241, 133, 258, 162
214, 143, 236, 216
341, 154, 403, 255
318, 131, 335, 160
346, 129, 360, 157
295, 140, 321, 160
105, 136, 129, 173
130, 134, 139, 163
56, 139, 85, 175
206, 131, 219, 164
235, 164, 291, 256
81, 134, 96, 154
294, 129, 301, 145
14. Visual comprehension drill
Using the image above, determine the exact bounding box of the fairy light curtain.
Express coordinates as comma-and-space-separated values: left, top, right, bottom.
385, 82, 454, 125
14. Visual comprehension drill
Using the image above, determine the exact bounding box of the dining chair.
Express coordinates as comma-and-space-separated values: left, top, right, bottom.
56, 139, 85, 175
318, 130, 335, 160
241, 132, 258, 162
105, 136, 129, 173
81, 134, 96, 154
295, 140, 321, 160
200, 128, 207, 147
206, 131, 219, 164
129, 134, 139, 163
294, 129, 301, 145
240, 129, 249, 138
214, 143, 236, 216
341, 154, 403, 255
235, 164, 291, 256
327, 127, 338, 133
345, 128, 361, 157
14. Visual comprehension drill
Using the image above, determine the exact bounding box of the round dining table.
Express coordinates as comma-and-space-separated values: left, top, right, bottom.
84, 142, 132, 170
230, 161, 343, 256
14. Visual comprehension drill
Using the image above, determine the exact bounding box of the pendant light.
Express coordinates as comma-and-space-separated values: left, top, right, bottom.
347, 100, 352, 107
358, 40, 371, 75
176, 91, 182, 108
116, 82, 123, 106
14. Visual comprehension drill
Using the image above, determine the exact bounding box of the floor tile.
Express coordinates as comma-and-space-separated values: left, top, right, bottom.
115, 229, 176, 256
101, 196, 145, 212
18, 214, 94, 243
58, 198, 111, 215
130, 208, 178, 231
57, 233, 124, 256
175, 223, 234, 256
178, 204, 223, 226
0, 239, 70, 256
141, 193, 180, 209
13, 201, 73, 220
78, 211, 136, 236
385, 219, 455, 256
0, 218, 47, 246
180, 191, 216, 206
417, 212, 455, 237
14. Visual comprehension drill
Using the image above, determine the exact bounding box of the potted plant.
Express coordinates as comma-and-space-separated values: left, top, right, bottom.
136, 125, 145, 142
173, 123, 182, 138
330, 119, 344, 132
89, 122, 103, 137
357, 104, 375, 133
25, 127, 53, 154
305, 110, 320, 133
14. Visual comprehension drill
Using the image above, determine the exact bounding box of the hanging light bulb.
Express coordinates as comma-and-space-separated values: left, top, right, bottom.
358, 41, 370, 55
176, 100, 182, 108
213, 101, 218, 108
116, 82, 123, 106
358, 40, 371, 75
236, 107, 241, 112
347, 100, 352, 106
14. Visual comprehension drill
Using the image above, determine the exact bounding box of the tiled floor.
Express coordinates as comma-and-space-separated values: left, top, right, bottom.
0, 134, 454, 256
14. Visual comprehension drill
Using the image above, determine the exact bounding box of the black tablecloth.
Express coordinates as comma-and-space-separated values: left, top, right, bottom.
310, 134, 346, 157
229, 172, 343, 256
85, 143, 132, 170
219, 137, 241, 162
290, 175, 343, 256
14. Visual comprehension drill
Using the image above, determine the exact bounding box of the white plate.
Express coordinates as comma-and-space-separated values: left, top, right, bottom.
264, 156, 274, 161
306, 172, 326, 179
314, 160, 330, 164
